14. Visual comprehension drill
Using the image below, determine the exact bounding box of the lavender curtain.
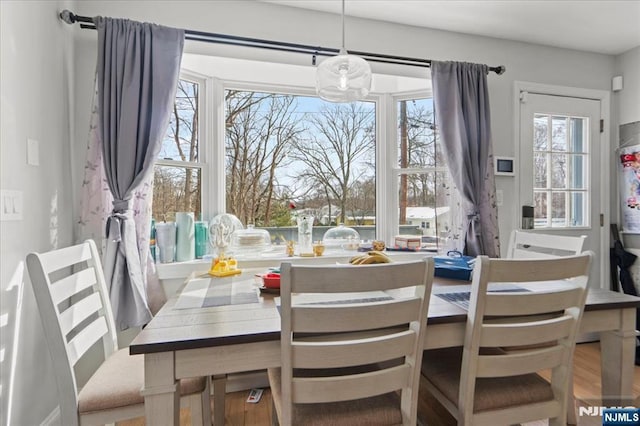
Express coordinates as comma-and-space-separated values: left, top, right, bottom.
431, 61, 500, 257
77, 80, 167, 319
95, 17, 184, 329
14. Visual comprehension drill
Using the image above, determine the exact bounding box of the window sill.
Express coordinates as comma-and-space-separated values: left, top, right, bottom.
155, 250, 431, 281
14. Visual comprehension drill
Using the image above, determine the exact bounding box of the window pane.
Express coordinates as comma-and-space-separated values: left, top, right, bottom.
534, 191, 548, 227
551, 116, 568, 152
396, 97, 452, 251
533, 113, 589, 229
225, 90, 376, 243
570, 117, 586, 153
570, 154, 587, 189
551, 192, 566, 227
570, 192, 587, 226
398, 172, 451, 251
533, 114, 548, 151
396, 99, 438, 168
159, 79, 199, 162
153, 165, 201, 222
534, 153, 547, 187
551, 154, 567, 188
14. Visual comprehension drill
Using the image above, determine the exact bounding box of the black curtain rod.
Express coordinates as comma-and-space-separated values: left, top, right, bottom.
59, 10, 506, 75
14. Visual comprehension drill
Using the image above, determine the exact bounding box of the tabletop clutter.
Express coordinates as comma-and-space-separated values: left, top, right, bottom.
151, 212, 446, 270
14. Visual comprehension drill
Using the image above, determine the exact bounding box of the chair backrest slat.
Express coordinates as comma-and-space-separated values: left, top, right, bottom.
487, 255, 591, 282
67, 316, 109, 366
292, 364, 411, 404
484, 287, 585, 316
480, 315, 574, 347
59, 292, 106, 336
476, 345, 565, 378
37, 243, 93, 273
291, 297, 421, 333
289, 261, 429, 293
51, 268, 98, 305
279, 259, 434, 426
292, 329, 416, 369
507, 230, 586, 259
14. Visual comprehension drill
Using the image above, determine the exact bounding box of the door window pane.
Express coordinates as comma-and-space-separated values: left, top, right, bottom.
533, 113, 589, 229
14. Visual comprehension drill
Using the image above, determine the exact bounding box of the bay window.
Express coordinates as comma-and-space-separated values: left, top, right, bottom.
152, 63, 453, 253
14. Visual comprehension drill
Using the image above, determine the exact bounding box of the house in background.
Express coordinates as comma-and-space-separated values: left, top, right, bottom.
1, 1, 638, 424
405, 206, 450, 237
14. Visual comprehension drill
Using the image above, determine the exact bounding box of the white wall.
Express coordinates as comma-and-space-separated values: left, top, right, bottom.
74, 0, 617, 255
614, 46, 640, 125
0, 1, 75, 424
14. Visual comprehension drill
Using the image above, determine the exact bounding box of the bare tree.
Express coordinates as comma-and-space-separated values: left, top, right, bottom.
291, 103, 375, 224
153, 80, 200, 221
225, 92, 304, 225
398, 100, 442, 222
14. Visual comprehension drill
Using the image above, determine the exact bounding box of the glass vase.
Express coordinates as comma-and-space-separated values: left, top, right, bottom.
297, 215, 314, 255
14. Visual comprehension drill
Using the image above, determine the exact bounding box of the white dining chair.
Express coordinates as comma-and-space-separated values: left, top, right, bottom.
268, 259, 434, 426
421, 253, 592, 426
26, 239, 211, 426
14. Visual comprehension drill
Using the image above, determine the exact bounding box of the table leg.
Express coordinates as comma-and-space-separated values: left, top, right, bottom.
212, 374, 227, 426
141, 352, 180, 426
599, 308, 637, 407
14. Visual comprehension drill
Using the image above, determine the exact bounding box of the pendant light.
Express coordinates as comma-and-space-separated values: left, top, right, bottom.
316, 0, 372, 102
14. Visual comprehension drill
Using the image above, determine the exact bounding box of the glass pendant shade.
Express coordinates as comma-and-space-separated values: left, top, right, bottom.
316, 49, 372, 102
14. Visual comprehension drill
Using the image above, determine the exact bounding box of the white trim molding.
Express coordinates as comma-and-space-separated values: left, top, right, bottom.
513, 81, 611, 290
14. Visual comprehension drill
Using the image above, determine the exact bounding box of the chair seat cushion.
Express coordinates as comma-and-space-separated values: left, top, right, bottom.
78, 348, 206, 414
268, 367, 403, 426
421, 347, 554, 413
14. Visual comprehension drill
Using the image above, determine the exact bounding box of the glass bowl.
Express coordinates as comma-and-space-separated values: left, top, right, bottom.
230, 224, 271, 255
322, 224, 361, 250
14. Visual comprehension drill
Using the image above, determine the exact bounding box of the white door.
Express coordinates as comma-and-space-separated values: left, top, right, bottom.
519, 92, 603, 288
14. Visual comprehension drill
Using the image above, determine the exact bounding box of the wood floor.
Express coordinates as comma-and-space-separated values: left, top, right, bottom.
118, 342, 640, 425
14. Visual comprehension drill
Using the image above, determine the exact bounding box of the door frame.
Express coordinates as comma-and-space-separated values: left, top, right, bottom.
513, 81, 611, 289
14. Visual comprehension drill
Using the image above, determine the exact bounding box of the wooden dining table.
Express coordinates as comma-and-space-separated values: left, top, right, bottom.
130, 267, 640, 426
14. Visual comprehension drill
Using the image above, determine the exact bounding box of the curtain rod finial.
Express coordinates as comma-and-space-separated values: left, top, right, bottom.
497, 65, 506, 75
59, 10, 76, 25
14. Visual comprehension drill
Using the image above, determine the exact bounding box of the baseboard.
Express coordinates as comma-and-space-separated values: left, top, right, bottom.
40, 406, 60, 426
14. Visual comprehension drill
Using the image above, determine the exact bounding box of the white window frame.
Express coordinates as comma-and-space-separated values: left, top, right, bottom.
186, 72, 438, 245
155, 71, 210, 219
384, 90, 441, 244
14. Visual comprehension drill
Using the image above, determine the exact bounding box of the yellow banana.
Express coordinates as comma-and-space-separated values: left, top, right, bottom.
354, 256, 369, 265
349, 255, 366, 264
368, 253, 391, 264
368, 250, 390, 261
358, 255, 378, 264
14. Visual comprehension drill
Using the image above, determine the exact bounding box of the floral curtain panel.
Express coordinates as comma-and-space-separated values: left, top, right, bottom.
431, 61, 500, 257
77, 81, 166, 317
76, 17, 184, 329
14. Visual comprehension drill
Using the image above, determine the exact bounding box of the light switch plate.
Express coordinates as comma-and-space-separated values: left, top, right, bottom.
0, 190, 23, 221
